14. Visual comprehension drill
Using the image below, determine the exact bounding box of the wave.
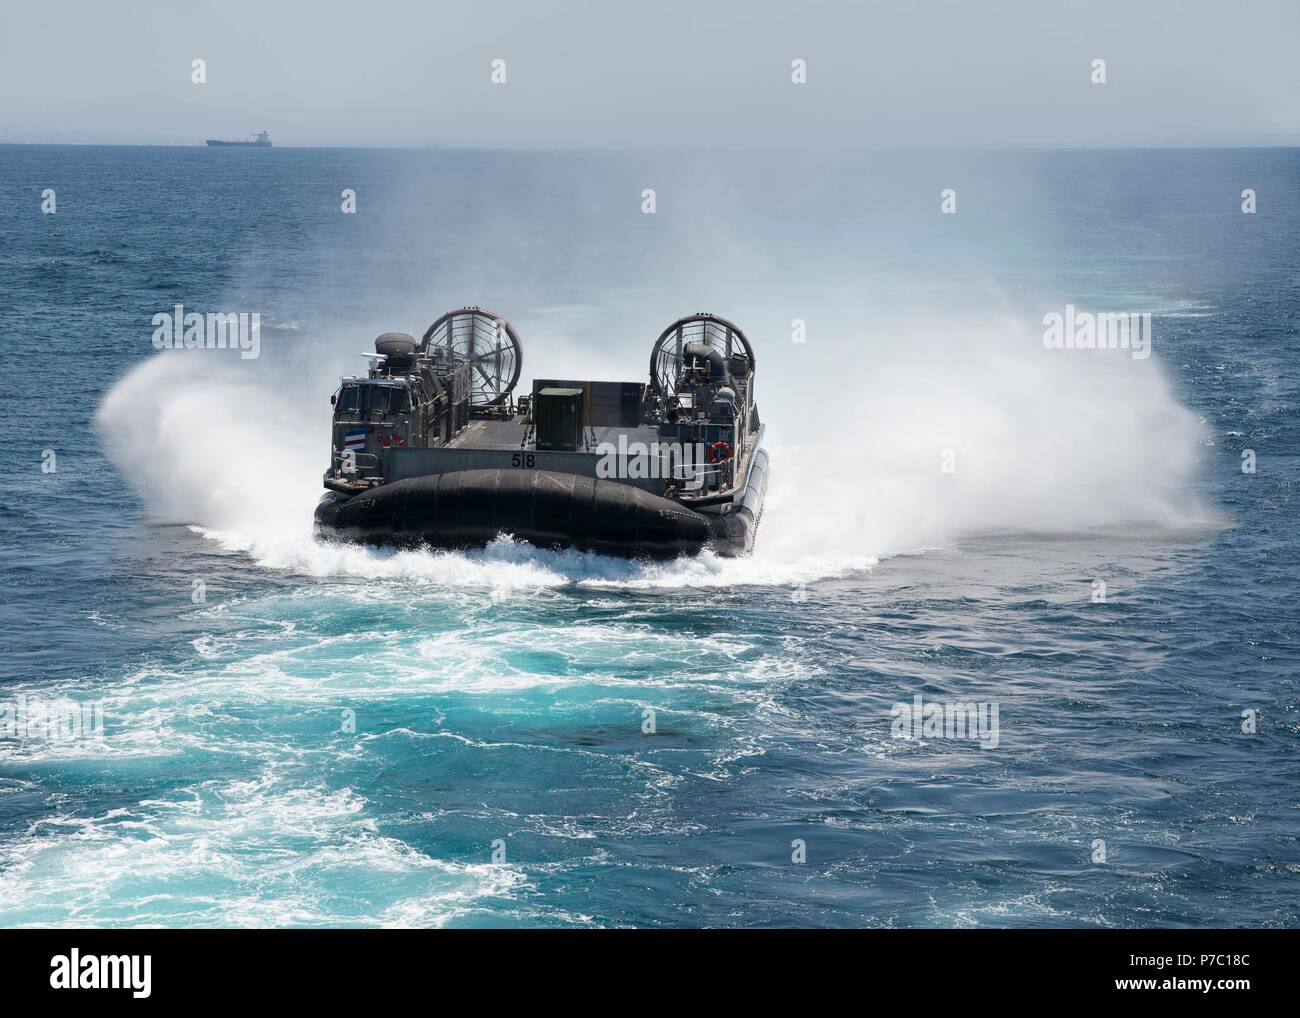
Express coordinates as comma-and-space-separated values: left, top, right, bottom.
0, 770, 527, 927
195, 527, 877, 591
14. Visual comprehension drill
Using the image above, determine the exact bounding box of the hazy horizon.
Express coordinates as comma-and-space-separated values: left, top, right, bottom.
2, 0, 1298, 150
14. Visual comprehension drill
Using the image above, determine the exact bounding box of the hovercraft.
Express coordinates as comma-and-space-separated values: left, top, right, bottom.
313, 308, 768, 558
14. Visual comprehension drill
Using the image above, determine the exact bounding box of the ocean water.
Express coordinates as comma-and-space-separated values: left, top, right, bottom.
0, 145, 1296, 927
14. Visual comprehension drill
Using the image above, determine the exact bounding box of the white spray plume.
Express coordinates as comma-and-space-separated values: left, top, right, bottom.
755, 312, 1206, 562
97, 353, 322, 537
96, 306, 1206, 588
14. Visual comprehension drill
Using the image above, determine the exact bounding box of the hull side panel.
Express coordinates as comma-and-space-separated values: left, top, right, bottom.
314, 468, 750, 559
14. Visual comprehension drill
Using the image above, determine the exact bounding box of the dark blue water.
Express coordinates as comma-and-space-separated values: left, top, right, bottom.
1, 145, 1296, 926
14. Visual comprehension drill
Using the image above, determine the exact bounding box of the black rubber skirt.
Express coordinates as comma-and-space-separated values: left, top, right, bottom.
313, 462, 766, 558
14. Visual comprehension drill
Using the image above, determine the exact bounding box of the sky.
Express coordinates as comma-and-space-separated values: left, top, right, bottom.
1, 0, 1298, 148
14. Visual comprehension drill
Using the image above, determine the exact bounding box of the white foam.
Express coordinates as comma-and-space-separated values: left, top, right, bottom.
0, 773, 526, 927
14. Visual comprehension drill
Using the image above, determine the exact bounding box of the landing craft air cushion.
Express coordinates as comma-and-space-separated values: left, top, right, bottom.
313, 308, 768, 557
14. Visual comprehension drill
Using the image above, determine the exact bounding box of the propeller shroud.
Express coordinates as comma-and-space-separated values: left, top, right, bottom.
421, 306, 523, 407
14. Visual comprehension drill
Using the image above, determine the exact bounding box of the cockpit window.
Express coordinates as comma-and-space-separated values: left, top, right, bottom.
336, 385, 361, 412
337, 384, 411, 415
365, 387, 409, 414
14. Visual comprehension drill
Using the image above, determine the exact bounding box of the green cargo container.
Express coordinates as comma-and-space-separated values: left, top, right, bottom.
534, 387, 585, 451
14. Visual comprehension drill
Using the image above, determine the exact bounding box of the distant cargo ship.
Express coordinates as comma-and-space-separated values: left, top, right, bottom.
205, 131, 272, 147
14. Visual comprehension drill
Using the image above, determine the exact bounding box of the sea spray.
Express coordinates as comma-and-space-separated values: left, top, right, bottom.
755, 312, 1204, 562
97, 307, 1205, 588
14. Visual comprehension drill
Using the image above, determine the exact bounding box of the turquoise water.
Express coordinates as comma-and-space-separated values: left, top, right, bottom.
1, 146, 1297, 926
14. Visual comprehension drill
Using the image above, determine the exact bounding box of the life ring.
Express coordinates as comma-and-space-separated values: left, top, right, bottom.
707, 440, 732, 463
382, 432, 407, 448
